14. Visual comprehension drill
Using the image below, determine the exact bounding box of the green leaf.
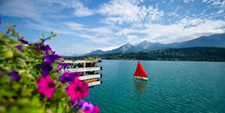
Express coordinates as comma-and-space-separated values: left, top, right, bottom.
0, 45, 7, 51
41, 32, 45, 38
0, 49, 14, 60
6, 28, 11, 34
7, 23, 11, 27
37, 39, 42, 44
17, 98, 30, 105
8, 39, 19, 45
17, 58, 26, 68
0, 62, 12, 71
51, 31, 53, 35
31, 96, 40, 107
12, 25, 17, 28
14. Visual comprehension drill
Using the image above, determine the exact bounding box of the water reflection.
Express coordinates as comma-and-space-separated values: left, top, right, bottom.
134, 80, 147, 98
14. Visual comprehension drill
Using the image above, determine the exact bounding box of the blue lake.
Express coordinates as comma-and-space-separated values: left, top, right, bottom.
85, 60, 225, 113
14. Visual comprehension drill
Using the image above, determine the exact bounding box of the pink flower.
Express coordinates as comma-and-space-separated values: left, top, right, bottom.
83, 110, 91, 113
93, 106, 101, 113
37, 76, 56, 98
66, 78, 89, 101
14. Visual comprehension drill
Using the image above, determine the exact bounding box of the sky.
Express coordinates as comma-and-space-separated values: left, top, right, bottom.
0, 0, 225, 56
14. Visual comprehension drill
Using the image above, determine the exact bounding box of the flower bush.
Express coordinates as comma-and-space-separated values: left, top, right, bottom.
0, 23, 100, 113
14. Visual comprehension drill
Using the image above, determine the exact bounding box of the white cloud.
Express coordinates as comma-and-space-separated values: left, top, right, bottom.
117, 18, 225, 44
78, 34, 113, 45
216, 9, 224, 14
58, 43, 96, 56
64, 22, 85, 31
63, 22, 119, 35
212, 0, 225, 8
0, 0, 40, 18
99, 46, 121, 51
184, 0, 194, 3
98, 0, 164, 24
25, 20, 79, 36
0, 0, 94, 19
86, 27, 114, 34
71, 0, 94, 17
203, 0, 225, 8
126, 35, 143, 45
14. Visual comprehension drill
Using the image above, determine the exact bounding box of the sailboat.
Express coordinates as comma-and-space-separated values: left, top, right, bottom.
133, 61, 148, 81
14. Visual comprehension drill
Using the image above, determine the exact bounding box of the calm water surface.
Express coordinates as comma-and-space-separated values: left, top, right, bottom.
85, 60, 225, 113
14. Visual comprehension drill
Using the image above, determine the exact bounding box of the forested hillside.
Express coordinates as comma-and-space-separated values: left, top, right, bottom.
64, 47, 225, 61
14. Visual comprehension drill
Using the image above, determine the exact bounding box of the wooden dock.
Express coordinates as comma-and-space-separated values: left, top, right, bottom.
61, 60, 102, 87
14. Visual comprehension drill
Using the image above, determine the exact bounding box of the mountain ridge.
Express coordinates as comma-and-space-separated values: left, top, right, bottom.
85, 33, 225, 55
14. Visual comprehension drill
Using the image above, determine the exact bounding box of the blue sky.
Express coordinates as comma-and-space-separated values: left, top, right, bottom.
0, 0, 225, 56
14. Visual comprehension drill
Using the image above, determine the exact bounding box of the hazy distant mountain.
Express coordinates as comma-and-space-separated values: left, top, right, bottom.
176, 33, 225, 48
85, 33, 225, 55
72, 53, 84, 56
85, 49, 105, 55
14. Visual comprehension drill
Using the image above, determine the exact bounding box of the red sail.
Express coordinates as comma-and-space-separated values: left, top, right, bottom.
133, 61, 148, 77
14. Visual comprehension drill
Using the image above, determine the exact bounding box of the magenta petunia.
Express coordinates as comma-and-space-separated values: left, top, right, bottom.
93, 106, 100, 113
37, 76, 56, 98
66, 78, 89, 101
83, 110, 91, 113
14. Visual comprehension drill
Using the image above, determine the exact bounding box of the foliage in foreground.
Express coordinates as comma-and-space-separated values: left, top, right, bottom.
0, 23, 100, 113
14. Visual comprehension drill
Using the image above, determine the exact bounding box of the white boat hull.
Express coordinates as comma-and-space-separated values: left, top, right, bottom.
134, 76, 148, 81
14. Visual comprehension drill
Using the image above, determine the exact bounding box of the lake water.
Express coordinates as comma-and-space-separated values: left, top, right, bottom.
85, 60, 225, 113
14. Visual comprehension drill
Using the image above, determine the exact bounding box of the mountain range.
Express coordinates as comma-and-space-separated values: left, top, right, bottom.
85, 33, 225, 55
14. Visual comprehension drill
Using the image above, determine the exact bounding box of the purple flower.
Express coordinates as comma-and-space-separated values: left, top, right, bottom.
56, 63, 69, 73
41, 45, 48, 51
62, 64, 69, 69
44, 54, 62, 63
41, 61, 53, 76
59, 72, 81, 83
39, 38, 45, 44
18, 38, 29, 44
78, 100, 87, 108
9, 70, 21, 81
70, 72, 82, 79
16, 45, 23, 51
79, 101, 94, 112
73, 100, 78, 105
78, 100, 100, 113
59, 72, 73, 83
34, 43, 41, 52
41, 45, 52, 54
